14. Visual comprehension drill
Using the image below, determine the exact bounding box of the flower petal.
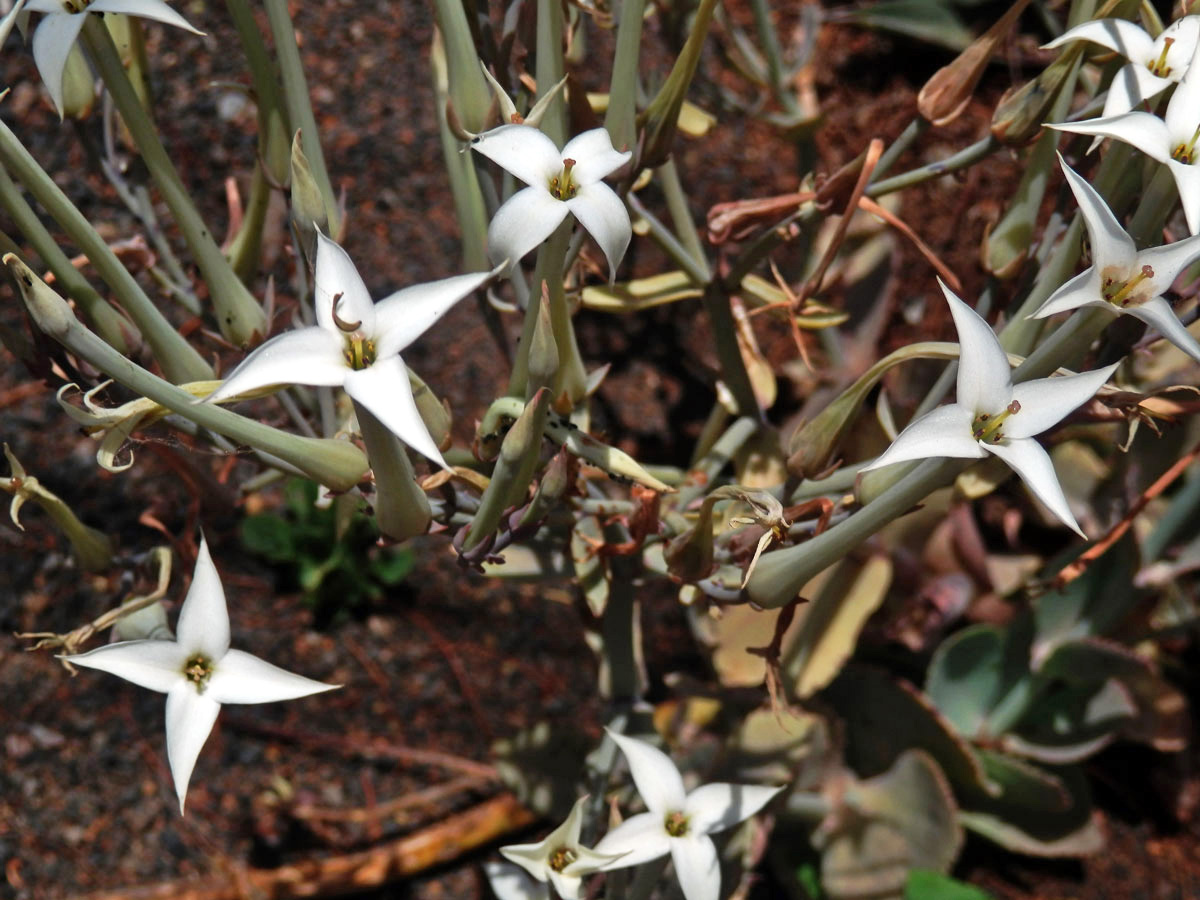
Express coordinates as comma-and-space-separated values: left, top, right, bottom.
89, 0, 203, 33
686, 783, 783, 835
669, 834, 721, 900
343, 355, 447, 468
1137, 232, 1200, 288
483, 862, 552, 900
593, 812, 672, 868
487, 185, 570, 268
1127, 297, 1200, 364
175, 537, 231, 660
1058, 155, 1137, 271
860, 404, 985, 472
1164, 69, 1200, 140
566, 182, 631, 280
1050, 112, 1172, 165
607, 730, 688, 813
1100, 64, 1171, 120
984, 438, 1084, 537
315, 232, 376, 335
1030, 268, 1108, 319
1006, 363, 1118, 439
561, 128, 632, 184
25, 1, 67, 12
547, 869, 583, 900
470, 123, 563, 188
941, 282, 1013, 414
205, 327, 347, 403
165, 681, 221, 814
61, 639, 186, 694
1041, 18, 1153, 60
206, 648, 338, 704
31, 12, 86, 118
374, 269, 495, 359
1164, 158, 1200, 236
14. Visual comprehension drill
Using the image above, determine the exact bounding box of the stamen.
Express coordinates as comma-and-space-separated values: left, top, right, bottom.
1103, 264, 1155, 308
1149, 37, 1175, 77
548, 158, 579, 200
1171, 124, 1200, 164
664, 810, 690, 837
343, 337, 376, 370
330, 292, 362, 332
972, 400, 1021, 444
182, 653, 214, 693
548, 846, 578, 872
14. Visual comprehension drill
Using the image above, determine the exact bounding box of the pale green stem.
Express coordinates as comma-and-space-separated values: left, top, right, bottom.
657, 158, 711, 280
626, 192, 709, 284
0, 163, 129, 354
225, 0, 291, 183
430, 0, 490, 134
262, 0, 340, 235
80, 17, 267, 346
354, 401, 432, 541
1125, 163, 1178, 248
675, 415, 759, 509
870, 118, 927, 182
11, 256, 367, 492
226, 161, 272, 283
536, 0, 567, 146
0, 119, 211, 383
866, 135, 999, 198
722, 200, 819, 290
605, 0, 646, 152
749, 0, 799, 116
1143, 471, 1200, 562
701, 280, 760, 417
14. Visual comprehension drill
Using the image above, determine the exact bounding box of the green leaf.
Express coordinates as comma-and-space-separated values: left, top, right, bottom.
905, 870, 993, 900
1032, 533, 1139, 655
841, 0, 973, 52
371, 548, 414, 585
240, 514, 295, 562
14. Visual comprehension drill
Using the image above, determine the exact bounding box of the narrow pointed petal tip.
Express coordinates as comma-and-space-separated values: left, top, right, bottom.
206, 648, 339, 704
985, 438, 1085, 537
566, 182, 632, 280
1128, 299, 1200, 365
314, 231, 376, 335
593, 811, 672, 869
486, 186, 570, 269
940, 283, 1013, 414
204, 326, 347, 403
165, 683, 221, 814
1056, 156, 1136, 267
374, 268, 496, 359
31, 12, 87, 118
1007, 363, 1118, 439
860, 404, 985, 472
605, 729, 688, 812
686, 782, 784, 835
670, 835, 721, 900
344, 356, 449, 469
175, 537, 231, 660
89, 0, 204, 35
470, 123, 563, 188
60, 639, 186, 694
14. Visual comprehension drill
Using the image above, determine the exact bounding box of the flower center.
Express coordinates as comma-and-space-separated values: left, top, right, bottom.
664, 810, 691, 838
548, 158, 578, 200
61, 0, 93, 11
1170, 123, 1200, 164
182, 653, 214, 693
331, 291, 376, 370
971, 400, 1021, 445
1101, 264, 1155, 308
1148, 37, 1175, 77
548, 845, 577, 873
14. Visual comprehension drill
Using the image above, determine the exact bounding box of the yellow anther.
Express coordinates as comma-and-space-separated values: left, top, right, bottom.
183, 653, 214, 692
1103, 264, 1155, 307
664, 810, 690, 837
1149, 37, 1176, 77
972, 400, 1021, 444
1171, 124, 1200, 164
548, 846, 577, 872
548, 158, 578, 200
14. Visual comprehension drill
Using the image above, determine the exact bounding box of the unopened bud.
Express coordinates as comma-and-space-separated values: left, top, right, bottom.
991, 46, 1082, 145
290, 130, 328, 265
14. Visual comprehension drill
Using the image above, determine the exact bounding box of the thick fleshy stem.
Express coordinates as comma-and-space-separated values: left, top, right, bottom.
605, 0, 647, 152
354, 401, 432, 541
535, 0, 567, 146
80, 17, 268, 347
0, 119, 211, 383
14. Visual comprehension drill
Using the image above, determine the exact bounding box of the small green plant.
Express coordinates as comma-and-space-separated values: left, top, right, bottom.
241, 479, 414, 624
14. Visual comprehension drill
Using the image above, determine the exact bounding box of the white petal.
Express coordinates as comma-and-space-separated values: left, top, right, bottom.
487, 185, 570, 268
1137, 233, 1200, 288
206, 327, 348, 402
1006, 364, 1118, 439
175, 537, 230, 660
89, 0, 202, 33
1128, 297, 1200, 364
373, 269, 494, 359
860, 404, 986, 472
1051, 113, 1173, 165
560, 128, 631, 184
483, 862, 552, 900
1030, 268, 1108, 319
1162, 16, 1200, 73
1164, 73, 1200, 141
165, 681, 221, 814
594, 812, 672, 868
686, 783, 782, 835
607, 730, 687, 813
499, 842, 552, 883
470, 123, 563, 187
62, 639, 186, 693
314, 232, 376, 335
670, 834, 720, 900
1164, 158, 1200, 236
547, 870, 583, 900
566, 182, 631, 279
1100, 64, 1170, 119
31, 12, 86, 118
984, 438, 1084, 537
1042, 19, 1153, 60
941, 282, 1012, 414
1058, 155, 1136, 270
343, 356, 447, 468
205, 648, 338, 704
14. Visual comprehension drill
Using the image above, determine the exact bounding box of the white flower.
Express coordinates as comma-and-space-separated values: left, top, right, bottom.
1050, 40, 1200, 234
62, 538, 339, 813
206, 232, 495, 469
500, 795, 624, 900
25, 0, 202, 117
1043, 15, 1200, 120
470, 125, 632, 278
1032, 156, 1200, 364
483, 861, 551, 900
862, 282, 1118, 537
593, 730, 782, 900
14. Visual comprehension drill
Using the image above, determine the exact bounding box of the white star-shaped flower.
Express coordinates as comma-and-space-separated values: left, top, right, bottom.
862, 283, 1118, 537
483, 861, 551, 900
206, 232, 495, 469
25, 0, 202, 117
500, 796, 625, 899
1043, 15, 1200, 120
470, 125, 632, 278
1031, 156, 1200, 364
1050, 40, 1200, 234
62, 538, 339, 813
593, 730, 782, 900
